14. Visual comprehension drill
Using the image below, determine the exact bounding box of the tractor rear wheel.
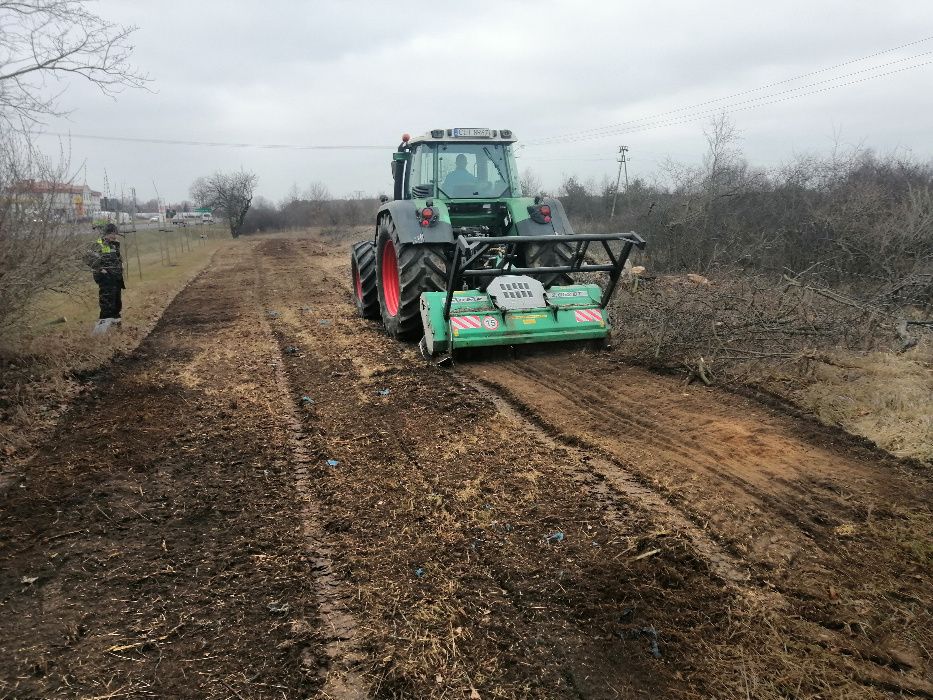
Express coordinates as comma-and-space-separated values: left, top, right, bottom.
376, 216, 448, 340
351, 240, 379, 318
525, 238, 575, 288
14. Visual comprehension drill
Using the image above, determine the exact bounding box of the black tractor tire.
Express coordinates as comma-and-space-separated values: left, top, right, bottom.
376, 216, 448, 340
351, 240, 379, 319
524, 238, 575, 288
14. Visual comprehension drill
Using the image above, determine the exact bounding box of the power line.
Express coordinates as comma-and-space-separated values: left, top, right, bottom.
533, 50, 933, 145
528, 34, 933, 146
520, 156, 617, 162
35, 36, 933, 154
37, 131, 386, 150
529, 58, 933, 145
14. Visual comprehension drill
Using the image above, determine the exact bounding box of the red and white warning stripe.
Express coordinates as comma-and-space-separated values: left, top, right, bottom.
574, 308, 603, 323
450, 315, 482, 330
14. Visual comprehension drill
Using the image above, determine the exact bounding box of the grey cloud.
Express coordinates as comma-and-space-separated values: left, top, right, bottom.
28, 0, 933, 202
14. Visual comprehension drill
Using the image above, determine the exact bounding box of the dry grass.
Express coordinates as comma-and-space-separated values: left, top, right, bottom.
0, 227, 232, 465
796, 343, 933, 463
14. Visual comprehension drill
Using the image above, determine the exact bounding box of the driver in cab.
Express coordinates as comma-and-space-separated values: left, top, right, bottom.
443, 154, 477, 192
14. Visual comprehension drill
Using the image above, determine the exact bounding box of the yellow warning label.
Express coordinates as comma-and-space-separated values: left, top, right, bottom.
522, 318, 537, 325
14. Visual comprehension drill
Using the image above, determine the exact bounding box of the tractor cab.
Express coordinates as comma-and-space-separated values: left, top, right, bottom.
390, 129, 523, 236
391, 128, 521, 202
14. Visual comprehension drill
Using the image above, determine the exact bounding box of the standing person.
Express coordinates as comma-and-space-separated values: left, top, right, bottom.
88, 223, 125, 324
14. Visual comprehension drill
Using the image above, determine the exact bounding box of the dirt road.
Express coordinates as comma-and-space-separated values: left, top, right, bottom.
2, 232, 930, 699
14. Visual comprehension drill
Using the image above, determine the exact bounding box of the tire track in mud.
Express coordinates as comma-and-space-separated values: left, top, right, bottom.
479, 359, 846, 554
253, 236, 740, 699
469, 354, 933, 576
253, 254, 370, 699
465, 353, 933, 695
470, 379, 753, 588
257, 234, 932, 698
467, 372, 933, 697
0, 243, 331, 699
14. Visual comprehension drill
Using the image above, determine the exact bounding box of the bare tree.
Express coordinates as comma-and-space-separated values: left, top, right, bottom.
0, 1, 149, 130
303, 181, 330, 224
303, 181, 330, 202
0, 132, 83, 331
280, 182, 301, 207
520, 168, 541, 197
190, 170, 257, 238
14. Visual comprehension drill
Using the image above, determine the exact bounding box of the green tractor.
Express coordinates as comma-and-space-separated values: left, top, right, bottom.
350, 128, 645, 360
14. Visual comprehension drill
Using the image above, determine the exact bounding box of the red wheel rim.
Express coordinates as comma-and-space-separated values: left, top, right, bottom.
381, 239, 400, 317
353, 261, 363, 300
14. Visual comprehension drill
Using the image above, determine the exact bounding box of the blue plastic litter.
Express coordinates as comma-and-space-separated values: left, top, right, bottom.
326, 459, 339, 467
376, 388, 390, 396
547, 531, 565, 543
643, 626, 661, 658
614, 625, 662, 658
414, 567, 425, 578
300, 395, 314, 404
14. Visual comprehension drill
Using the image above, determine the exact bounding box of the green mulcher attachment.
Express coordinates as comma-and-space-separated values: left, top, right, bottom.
418, 232, 646, 360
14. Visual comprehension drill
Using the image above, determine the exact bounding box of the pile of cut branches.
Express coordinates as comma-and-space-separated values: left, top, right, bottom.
611, 268, 930, 386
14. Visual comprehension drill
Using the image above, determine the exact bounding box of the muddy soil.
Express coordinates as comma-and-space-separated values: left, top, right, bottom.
0, 244, 332, 698
2, 232, 931, 699
470, 356, 933, 696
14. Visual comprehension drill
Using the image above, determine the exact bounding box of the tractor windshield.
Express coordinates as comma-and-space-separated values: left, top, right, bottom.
410, 142, 518, 199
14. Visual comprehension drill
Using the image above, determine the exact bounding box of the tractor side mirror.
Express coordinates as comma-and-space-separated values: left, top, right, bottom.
391, 151, 410, 179
391, 151, 410, 202
379, 195, 389, 203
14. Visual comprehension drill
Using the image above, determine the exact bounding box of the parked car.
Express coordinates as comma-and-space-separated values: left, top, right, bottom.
149, 216, 160, 222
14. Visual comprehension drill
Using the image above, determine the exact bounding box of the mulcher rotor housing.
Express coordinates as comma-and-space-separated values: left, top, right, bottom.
350, 128, 645, 358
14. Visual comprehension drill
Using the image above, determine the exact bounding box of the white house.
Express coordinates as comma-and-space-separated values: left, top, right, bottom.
10, 180, 102, 219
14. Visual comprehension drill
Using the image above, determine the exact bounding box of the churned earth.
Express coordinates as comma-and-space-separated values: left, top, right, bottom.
1, 231, 930, 699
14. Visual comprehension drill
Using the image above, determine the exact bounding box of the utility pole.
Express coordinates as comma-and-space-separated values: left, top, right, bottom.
131, 187, 142, 280
120, 185, 129, 278
609, 145, 629, 219
152, 180, 171, 265
103, 168, 111, 215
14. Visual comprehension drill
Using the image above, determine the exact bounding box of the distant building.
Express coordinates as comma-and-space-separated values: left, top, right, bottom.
9, 180, 102, 219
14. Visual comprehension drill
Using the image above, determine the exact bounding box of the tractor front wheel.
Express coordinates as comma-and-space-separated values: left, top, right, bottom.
351, 240, 379, 318
376, 216, 447, 340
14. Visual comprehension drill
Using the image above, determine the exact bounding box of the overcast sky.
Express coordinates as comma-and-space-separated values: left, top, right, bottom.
30, 0, 933, 204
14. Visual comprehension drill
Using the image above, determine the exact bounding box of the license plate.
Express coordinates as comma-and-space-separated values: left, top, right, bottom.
452, 128, 491, 138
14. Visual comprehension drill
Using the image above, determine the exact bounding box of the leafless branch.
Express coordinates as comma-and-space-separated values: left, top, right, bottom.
0, 130, 85, 331
0, 1, 150, 129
